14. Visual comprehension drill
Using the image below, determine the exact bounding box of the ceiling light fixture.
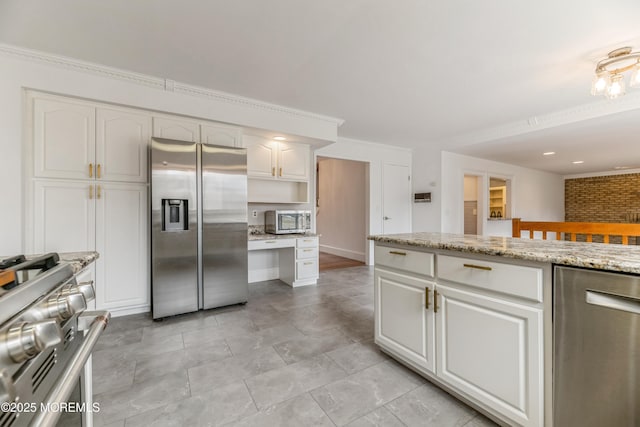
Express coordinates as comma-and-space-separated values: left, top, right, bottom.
591, 47, 640, 99
572, 160, 584, 164
543, 151, 556, 156
273, 136, 286, 141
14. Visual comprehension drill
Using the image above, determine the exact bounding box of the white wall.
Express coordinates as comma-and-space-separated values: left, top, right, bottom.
316, 158, 366, 262
411, 146, 442, 232
0, 45, 340, 254
441, 151, 564, 236
315, 137, 412, 264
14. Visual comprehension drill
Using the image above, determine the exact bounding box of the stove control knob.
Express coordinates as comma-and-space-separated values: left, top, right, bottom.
0, 369, 15, 404
5, 320, 62, 363
44, 292, 87, 320
61, 281, 95, 304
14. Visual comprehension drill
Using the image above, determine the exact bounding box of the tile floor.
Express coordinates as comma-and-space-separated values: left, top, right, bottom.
92, 266, 498, 427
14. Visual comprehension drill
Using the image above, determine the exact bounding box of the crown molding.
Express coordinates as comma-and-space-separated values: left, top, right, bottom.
445, 92, 640, 148
0, 43, 345, 127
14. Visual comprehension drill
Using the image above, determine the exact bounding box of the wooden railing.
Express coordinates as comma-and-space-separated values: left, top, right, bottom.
512, 218, 640, 245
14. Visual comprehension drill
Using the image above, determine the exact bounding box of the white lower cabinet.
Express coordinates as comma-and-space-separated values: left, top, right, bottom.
436, 283, 543, 427
32, 179, 148, 315
373, 245, 544, 427
374, 268, 436, 373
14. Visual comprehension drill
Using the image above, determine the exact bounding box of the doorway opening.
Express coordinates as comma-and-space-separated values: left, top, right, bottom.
316, 156, 368, 271
464, 174, 483, 235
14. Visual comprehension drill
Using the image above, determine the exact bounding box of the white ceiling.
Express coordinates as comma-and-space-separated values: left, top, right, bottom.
1, 0, 640, 175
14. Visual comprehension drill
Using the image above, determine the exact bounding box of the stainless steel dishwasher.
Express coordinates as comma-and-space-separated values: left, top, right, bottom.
554, 266, 640, 427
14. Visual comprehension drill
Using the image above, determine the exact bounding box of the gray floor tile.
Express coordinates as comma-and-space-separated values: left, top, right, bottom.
273, 328, 354, 364
311, 360, 425, 426
187, 347, 286, 395
94, 371, 190, 425
326, 341, 389, 374
385, 382, 478, 427
95, 328, 143, 352
227, 393, 334, 427
463, 414, 500, 426
182, 322, 257, 348
346, 406, 406, 427
141, 315, 217, 341
134, 339, 232, 383
94, 333, 184, 362
245, 354, 347, 409
124, 381, 256, 427
225, 324, 304, 355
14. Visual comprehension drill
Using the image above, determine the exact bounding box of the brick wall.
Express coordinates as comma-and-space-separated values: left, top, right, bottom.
565, 173, 640, 243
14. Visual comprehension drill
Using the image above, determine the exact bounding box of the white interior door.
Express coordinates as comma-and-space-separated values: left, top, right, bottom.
382, 163, 411, 234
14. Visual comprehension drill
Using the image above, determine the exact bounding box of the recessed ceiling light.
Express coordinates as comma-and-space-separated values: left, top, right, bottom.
572, 160, 584, 164
543, 151, 555, 156
273, 136, 286, 141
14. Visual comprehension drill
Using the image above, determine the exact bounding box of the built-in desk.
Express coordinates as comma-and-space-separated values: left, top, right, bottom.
248, 234, 319, 286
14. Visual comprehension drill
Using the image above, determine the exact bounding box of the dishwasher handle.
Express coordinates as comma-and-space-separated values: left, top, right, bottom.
586, 290, 640, 316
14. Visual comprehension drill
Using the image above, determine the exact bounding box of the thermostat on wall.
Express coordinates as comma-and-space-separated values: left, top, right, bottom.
414, 192, 431, 203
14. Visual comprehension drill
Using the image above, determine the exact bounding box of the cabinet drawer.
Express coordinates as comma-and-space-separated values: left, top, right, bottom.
375, 245, 434, 277
248, 238, 295, 251
297, 247, 318, 259
297, 259, 319, 279
297, 237, 318, 248
437, 255, 542, 302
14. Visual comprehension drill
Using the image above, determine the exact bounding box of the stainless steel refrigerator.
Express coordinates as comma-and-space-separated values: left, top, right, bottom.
150, 137, 248, 319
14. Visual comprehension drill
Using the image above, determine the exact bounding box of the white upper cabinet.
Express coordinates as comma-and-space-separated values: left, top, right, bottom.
245, 135, 310, 181
97, 107, 151, 183
246, 136, 278, 178
152, 116, 200, 142
33, 97, 95, 180
278, 142, 309, 180
201, 123, 242, 147
32, 93, 151, 183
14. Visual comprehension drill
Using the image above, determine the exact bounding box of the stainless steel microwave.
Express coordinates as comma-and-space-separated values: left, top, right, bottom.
265, 210, 311, 234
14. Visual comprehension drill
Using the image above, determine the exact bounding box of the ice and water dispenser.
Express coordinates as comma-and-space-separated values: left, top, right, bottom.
162, 199, 188, 231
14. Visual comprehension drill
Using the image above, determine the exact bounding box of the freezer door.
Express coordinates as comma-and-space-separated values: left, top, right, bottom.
554, 266, 640, 427
150, 138, 199, 319
200, 144, 248, 309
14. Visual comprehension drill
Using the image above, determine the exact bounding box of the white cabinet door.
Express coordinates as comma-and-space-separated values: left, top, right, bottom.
436, 283, 543, 427
152, 117, 200, 142
33, 98, 96, 180
96, 107, 151, 183
278, 142, 309, 180
201, 123, 241, 147
374, 267, 436, 373
245, 136, 277, 178
95, 182, 148, 311
33, 180, 96, 253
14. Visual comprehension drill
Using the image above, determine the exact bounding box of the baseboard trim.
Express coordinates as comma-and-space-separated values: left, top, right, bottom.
107, 304, 150, 318
319, 244, 365, 262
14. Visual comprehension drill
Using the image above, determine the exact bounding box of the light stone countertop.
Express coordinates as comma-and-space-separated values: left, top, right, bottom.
15, 251, 100, 274
249, 233, 320, 241
368, 232, 640, 274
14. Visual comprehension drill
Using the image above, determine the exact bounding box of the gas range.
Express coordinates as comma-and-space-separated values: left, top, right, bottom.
0, 253, 109, 427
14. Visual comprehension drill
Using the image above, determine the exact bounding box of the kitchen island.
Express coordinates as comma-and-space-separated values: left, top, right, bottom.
368, 232, 640, 427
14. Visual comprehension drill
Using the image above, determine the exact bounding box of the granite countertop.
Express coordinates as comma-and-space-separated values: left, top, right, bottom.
249, 233, 319, 241
58, 251, 99, 273
368, 232, 640, 274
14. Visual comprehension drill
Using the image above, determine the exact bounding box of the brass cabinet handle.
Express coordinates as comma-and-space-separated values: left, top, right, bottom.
279, 167, 283, 177
303, 249, 313, 252
89, 185, 93, 200
304, 262, 312, 265
89, 163, 93, 178
97, 164, 101, 179
463, 263, 492, 271
265, 240, 277, 244
97, 185, 101, 199
389, 251, 407, 256
434, 289, 439, 313
425, 287, 430, 309
272, 167, 275, 176
304, 239, 314, 242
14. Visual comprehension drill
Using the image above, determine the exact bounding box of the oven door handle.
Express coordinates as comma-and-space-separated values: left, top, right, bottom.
31, 310, 110, 427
